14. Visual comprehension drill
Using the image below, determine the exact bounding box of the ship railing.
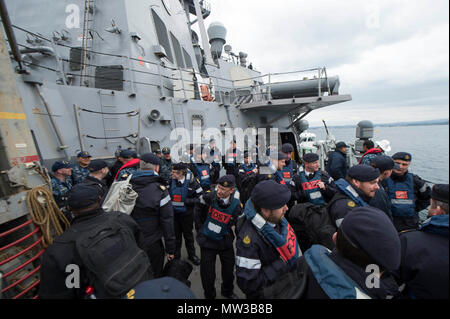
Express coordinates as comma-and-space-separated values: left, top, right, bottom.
9, 24, 332, 104
0, 219, 44, 299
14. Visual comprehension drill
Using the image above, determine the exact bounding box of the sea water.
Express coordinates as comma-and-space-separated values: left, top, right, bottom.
309, 124, 449, 184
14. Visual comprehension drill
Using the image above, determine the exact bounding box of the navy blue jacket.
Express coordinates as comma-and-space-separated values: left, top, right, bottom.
328, 181, 373, 228
369, 181, 393, 221
326, 150, 348, 181
130, 173, 176, 255
395, 215, 449, 299
235, 211, 293, 299
39, 209, 148, 299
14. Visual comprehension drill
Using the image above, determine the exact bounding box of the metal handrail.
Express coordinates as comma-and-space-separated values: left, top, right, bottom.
9, 23, 332, 102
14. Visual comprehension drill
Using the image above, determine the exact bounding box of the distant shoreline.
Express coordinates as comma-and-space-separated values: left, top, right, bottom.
311, 119, 449, 129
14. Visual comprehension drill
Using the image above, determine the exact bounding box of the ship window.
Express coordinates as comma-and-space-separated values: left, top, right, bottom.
182, 48, 193, 68
151, 9, 173, 63
69, 47, 84, 71
170, 32, 185, 68
95, 65, 124, 91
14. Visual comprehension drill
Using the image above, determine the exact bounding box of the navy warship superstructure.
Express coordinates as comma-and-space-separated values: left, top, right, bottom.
0, 0, 351, 298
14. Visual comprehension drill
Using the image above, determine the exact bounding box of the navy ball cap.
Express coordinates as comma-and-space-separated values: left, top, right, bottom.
141, 153, 161, 165
125, 277, 196, 299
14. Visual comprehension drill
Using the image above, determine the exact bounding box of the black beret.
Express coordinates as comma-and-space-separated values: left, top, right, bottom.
154, 149, 162, 154
77, 151, 92, 158
124, 277, 196, 299
189, 144, 194, 150
217, 175, 236, 188
281, 143, 294, 154
336, 142, 348, 149
303, 153, 319, 163
431, 184, 449, 203
348, 165, 380, 182
52, 160, 72, 172
141, 153, 161, 165
371, 155, 399, 172
162, 147, 170, 154
68, 184, 101, 210
172, 162, 187, 171
243, 150, 249, 158
88, 159, 108, 172
251, 180, 291, 210
392, 152, 412, 162
341, 207, 401, 271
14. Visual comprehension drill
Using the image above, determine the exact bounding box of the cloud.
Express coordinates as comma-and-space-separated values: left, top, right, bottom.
196, 0, 449, 125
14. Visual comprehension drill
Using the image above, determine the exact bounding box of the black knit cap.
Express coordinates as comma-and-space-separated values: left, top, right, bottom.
371, 155, 399, 172
68, 184, 101, 210
431, 184, 449, 203
340, 207, 401, 271
348, 165, 380, 182
251, 180, 291, 210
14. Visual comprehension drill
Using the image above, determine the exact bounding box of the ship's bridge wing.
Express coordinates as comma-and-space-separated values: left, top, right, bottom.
239, 94, 352, 113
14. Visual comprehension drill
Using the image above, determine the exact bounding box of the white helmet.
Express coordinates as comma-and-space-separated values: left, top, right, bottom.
376, 140, 391, 153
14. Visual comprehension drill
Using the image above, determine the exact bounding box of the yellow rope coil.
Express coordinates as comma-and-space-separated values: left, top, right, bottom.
26, 167, 70, 248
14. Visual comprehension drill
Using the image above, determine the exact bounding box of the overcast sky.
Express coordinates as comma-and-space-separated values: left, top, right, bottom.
198, 0, 449, 126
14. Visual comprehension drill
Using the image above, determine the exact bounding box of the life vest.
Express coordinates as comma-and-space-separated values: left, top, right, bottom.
169, 171, 192, 214
200, 84, 214, 102
226, 149, 238, 166
202, 191, 240, 241
210, 149, 221, 166
359, 148, 383, 164
115, 159, 140, 180
282, 160, 294, 183
193, 162, 211, 188
304, 245, 371, 299
385, 174, 415, 217
240, 163, 256, 175
335, 179, 368, 207
274, 170, 286, 185
299, 170, 325, 206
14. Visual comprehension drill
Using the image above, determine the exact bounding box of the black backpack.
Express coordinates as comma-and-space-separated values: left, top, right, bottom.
69, 213, 153, 298
263, 257, 309, 299
288, 202, 337, 253
162, 259, 193, 288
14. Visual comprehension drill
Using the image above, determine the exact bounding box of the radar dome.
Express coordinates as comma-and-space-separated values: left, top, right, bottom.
356, 120, 374, 139
208, 22, 227, 59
